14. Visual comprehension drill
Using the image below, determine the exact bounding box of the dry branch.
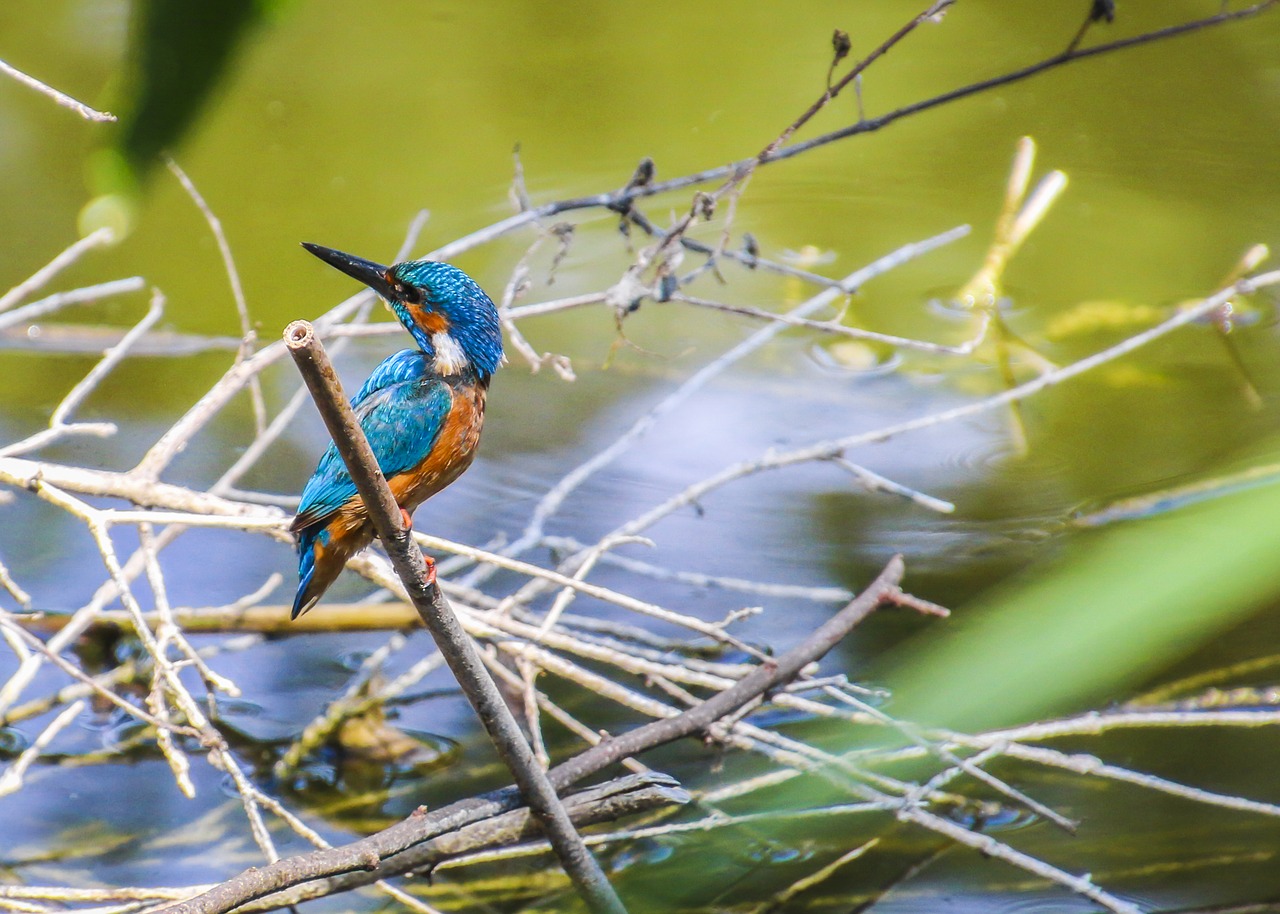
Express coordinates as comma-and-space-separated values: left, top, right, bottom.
236, 774, 689, 912
152, 557, 923, 914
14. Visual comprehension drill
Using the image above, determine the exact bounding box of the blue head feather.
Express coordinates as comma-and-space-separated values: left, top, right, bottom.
388, 260, 504, 384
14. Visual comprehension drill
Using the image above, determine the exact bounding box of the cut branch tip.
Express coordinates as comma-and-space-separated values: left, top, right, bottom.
284, 320, 315, 348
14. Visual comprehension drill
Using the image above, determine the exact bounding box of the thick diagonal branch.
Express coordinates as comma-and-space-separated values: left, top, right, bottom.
280, 320, 627, 914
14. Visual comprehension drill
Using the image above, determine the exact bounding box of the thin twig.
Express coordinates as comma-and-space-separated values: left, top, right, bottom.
0, 228, 119, 313
165, 158, 267, 434
0, 277, 145, 332
1, 288, 165, 458
0, 699, 85, 796
0, 57, 116, 121
670, 291, 985, 355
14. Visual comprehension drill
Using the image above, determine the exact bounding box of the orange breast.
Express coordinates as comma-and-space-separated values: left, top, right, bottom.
387, 383, 487, 515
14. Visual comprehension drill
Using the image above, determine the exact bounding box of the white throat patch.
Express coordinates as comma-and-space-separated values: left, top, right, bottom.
431, 331, 469, 375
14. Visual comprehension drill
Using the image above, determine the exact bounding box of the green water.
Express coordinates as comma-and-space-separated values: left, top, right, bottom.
2, 2, 1280, 911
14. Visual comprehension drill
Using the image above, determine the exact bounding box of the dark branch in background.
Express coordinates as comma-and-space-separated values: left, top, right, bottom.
156, 554, 929, 914
430, 0, 1278, 263
757, 0, 955, 164
1066, 0, 1118, 54
787, 1, 1280, 163
278, 322, 627, 914
598, 0, 956, 314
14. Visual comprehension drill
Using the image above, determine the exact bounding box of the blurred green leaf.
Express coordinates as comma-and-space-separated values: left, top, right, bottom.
879, 465, 1280, 732
107, 0, 288, 192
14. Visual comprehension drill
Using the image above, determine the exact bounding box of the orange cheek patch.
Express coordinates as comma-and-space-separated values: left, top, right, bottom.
412, 306, 450, 335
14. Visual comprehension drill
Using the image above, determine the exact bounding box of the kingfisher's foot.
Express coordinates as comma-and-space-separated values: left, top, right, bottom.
400, 508, 413, 530
422, 555, 437, 587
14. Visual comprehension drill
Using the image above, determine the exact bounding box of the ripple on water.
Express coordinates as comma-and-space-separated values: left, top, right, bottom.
941, 801, 1041, 833
609, 837, 676, 873
926, 289, 1029, 321
79, 705, 133, 732
215, 698, 266, 720
281, 729, 459, 795
935, 436, 1030, 476
337, 648, 374, 672
966, 892, 1100, 914
100, 717, 152, 754
807, 339, 903, 376
740, 840, 819, 866
0, 727, 30, 758
934, 435, 1077, 518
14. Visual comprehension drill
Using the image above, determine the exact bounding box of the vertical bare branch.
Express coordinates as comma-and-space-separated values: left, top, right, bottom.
283, 320, 629, 914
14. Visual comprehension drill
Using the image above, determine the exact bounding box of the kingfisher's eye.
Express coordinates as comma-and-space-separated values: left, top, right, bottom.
390, 280, 421, 303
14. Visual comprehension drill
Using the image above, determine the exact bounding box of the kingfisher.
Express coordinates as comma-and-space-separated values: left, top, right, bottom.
290, 243, 504, 619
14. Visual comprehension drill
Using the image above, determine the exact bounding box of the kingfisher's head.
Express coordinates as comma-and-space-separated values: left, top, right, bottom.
302, 242, 504, 383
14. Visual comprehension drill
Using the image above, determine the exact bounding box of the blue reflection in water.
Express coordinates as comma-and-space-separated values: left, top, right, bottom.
609, 837, 676, 872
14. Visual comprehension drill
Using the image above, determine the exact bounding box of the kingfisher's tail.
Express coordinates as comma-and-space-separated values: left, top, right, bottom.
292, 526, 339, 619
292, 518, 377, 618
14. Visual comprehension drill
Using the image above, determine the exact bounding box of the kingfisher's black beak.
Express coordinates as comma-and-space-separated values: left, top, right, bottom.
302, 243, 399, 301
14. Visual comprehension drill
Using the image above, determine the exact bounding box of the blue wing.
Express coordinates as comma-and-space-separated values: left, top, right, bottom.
348, 348, 427, 409
293, 349, 453, 531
